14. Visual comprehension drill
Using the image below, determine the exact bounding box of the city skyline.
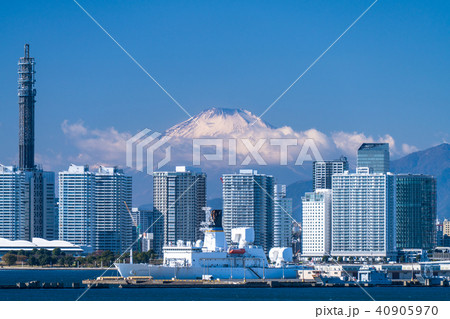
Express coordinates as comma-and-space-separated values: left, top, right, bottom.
0, 2, 447, 253
0, 35, 448, 209
1, 1, 450, 306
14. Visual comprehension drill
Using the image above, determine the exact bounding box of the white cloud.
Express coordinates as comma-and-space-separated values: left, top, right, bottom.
61, 121, 131, 166
331, 131, 416, 157
401, 143, 419, 155
61, 120, 88, 137
59, 114, 417, 171
163, 109, 418, 165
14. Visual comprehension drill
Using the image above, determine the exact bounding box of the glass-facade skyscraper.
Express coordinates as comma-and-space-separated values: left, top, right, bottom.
357, 143, 390, 173
395, 174, 437, 250
396, 174, 436, 250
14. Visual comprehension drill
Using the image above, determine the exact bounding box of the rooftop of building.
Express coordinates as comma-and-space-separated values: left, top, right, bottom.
313, 155, 348, 163
395, 173, 435, 179
222, 169, 273, 177
60, 164, 126, 175
358, 143, 389, 151
334, 167, 394, 175
153, 166, 204, 175
302, 189, 331, 201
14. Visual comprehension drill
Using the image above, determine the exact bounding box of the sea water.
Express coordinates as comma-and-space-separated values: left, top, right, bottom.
0, 269, 449, 301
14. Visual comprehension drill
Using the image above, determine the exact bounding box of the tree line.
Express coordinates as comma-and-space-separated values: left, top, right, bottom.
1, 249, 157, 267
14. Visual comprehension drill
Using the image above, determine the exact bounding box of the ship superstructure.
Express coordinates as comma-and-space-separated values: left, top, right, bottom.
115, 209, 303, 279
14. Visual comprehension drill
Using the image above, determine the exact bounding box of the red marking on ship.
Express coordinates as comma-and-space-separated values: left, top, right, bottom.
228, 249, 246, 254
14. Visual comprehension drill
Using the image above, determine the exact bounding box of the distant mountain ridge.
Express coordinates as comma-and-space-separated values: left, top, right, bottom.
390, 143, 450, 176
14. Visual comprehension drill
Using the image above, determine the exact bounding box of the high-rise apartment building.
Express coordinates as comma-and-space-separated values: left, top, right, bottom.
222, 169, 274, 252
153, 166, 206, 247
357, 143, 390, 173
59, 165, 132, 253
312, 156, 349, 191
331, 167, 396, 258
395, 174, 436, 250
301, 189, 332, 257
59, 165, 95, 249
94, 166, 132, 253
273, 185, 293, 248
0, 165, 55, 241
0, 165, 26, 240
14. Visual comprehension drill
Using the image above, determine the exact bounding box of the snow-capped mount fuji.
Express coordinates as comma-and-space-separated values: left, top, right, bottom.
165, 107, 275, 138
163, 107, 333, 164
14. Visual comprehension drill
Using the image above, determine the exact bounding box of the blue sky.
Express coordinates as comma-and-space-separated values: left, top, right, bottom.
0, 0, 449, 172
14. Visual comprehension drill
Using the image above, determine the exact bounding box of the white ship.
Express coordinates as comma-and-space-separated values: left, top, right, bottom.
115, 209, 304, 280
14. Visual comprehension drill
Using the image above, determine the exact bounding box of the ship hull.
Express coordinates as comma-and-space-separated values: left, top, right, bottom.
114, 263, 299, 280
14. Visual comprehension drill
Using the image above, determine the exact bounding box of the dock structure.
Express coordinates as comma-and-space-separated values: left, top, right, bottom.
82, 276, 331, 288
80, 276, 449, 288
1, 276, 449, 290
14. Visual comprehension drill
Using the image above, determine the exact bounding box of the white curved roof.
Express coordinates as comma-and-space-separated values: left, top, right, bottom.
0, 238, 34, 247
32, 238, 78, 247
0, 238, 81, 250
